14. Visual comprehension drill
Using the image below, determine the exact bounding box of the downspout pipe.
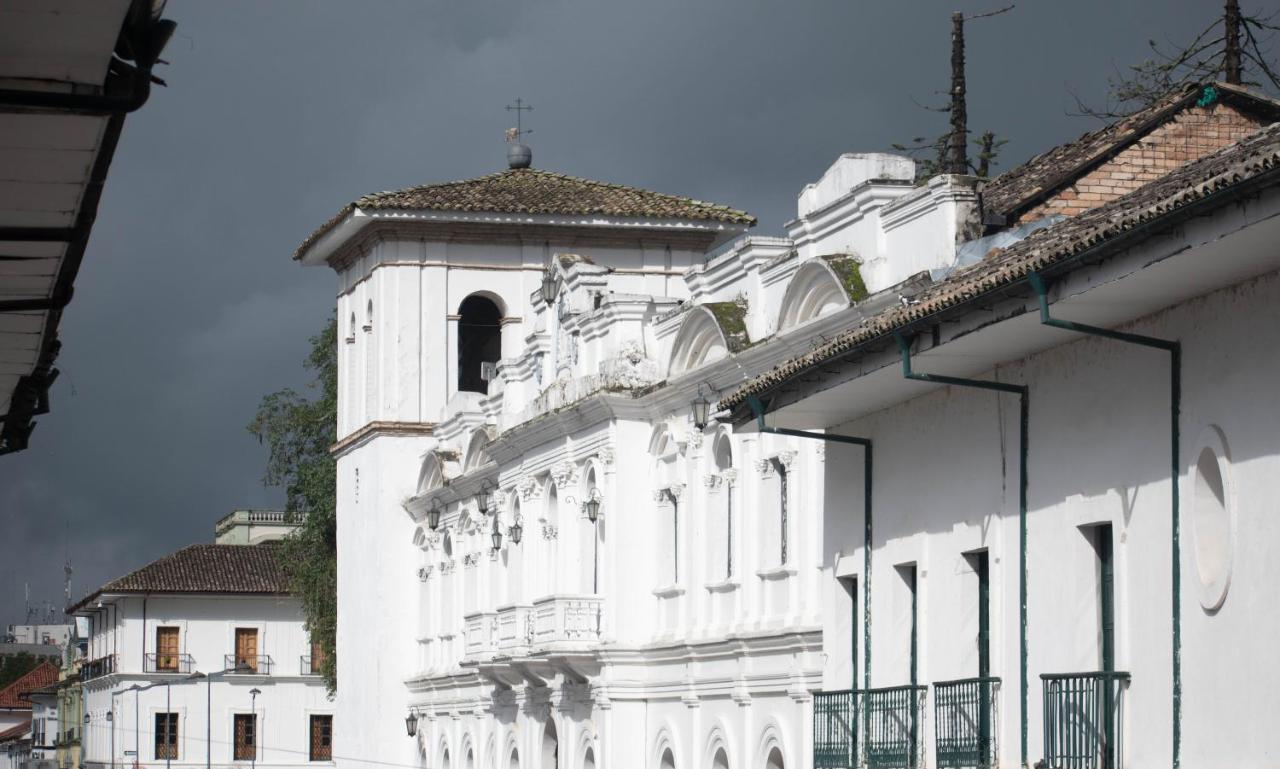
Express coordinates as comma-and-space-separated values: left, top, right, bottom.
894, 331, 1030, 768
1027, 271, 1182, 769
746, 395, 874, 734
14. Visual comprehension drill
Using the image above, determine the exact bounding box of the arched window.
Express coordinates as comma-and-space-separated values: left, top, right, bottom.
458, 295, 503, 394
348, 312, 356, 342
659, 748, 675, 769
652, 429, 682, 585
711, 748, 728, 769
765, 746, 784, 769
541, 720, 558, 769
762, 456, 790, 567
582, 467, 602, 594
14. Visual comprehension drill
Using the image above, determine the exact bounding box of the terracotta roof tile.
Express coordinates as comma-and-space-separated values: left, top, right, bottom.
70, 544, 289, 613
982, 82, 1280, 222
295, 167, 755, 261
0, 720, 30, 742
725, 119, 1280, 413
0, 662, 59, 710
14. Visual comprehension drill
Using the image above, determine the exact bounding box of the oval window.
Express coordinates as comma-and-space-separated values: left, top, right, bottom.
1191, 429, 1233, 610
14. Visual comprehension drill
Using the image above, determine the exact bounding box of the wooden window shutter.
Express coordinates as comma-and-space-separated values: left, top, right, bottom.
157, 627, 179, 671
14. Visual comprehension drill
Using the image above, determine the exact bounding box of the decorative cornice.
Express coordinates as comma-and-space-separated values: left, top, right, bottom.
330, 420, 437, 457
550, 460, 578, 489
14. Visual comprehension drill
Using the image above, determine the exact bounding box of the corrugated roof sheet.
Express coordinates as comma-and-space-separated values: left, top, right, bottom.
294, 167, 755, 261
70, 544, 289, 612
725, 119, 1280, 413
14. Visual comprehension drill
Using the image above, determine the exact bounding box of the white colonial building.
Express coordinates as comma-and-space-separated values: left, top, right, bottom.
73, 515, 332, 769
297, 82, 1280, 769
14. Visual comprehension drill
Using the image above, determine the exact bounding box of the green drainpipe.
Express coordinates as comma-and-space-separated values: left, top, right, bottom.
894, 331, 1030, 768
746, 395, 874, 747
1027, 271, 1182, 769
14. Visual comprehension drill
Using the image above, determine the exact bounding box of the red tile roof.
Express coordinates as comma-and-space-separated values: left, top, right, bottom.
294, 167, 755, 261
0, 662, 59, 711
0, 719, 31, 742
70, 544, 290, 613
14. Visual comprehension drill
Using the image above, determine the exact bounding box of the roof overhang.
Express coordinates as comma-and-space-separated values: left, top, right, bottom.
295, 206, 752, 267
0, 0, 176, 455
735, 179, 1280, 432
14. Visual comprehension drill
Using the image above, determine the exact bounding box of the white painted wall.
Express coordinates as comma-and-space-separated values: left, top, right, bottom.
77, 595, 330, 769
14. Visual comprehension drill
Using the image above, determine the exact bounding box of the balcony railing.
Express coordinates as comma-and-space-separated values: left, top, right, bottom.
145, 653, 195, 674
495, 604, 534, 653
813, 690, 858, 769
531, 594, 602, 646
864, 685, 927, 769
1041, 671, 1129, 769
81, 655, 115, 681
463, 611, 497, 659
300, 655, 326, 676
224, 654, 274, 675
934, 677, 1000, 769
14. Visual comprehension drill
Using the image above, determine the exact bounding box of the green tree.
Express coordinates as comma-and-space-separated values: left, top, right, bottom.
248, 317, 337, 693
0, 651, 55, 690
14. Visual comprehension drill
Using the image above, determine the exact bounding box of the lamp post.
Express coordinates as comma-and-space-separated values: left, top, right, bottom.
583, 489, 603, 594
188, 662, 250, 769
106, 709, 113, 769
248, 688, 261, 769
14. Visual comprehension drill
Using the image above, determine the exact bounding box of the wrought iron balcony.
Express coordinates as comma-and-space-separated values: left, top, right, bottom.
864, 685, 927, 769
813, 689, 858, 769
530, 594, 602, 648
300, 655, 325, 676
1041, 671, 1129, 769
145, 653, 195, 674
81, 654, 115, 681
934, 676, 1000, 769
224, 654, 274, 675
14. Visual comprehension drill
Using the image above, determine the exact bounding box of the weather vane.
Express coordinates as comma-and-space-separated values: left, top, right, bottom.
505, 98, 533, 144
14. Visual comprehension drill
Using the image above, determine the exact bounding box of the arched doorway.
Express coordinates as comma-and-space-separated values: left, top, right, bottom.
765, 747, 784, 769
458, 295, 503, 393
659, 748, 675, 769
711, 748, 729, 769
541, 719, 558, 769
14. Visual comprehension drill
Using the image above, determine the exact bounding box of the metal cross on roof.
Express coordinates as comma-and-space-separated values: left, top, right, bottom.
505, 98, 533, 143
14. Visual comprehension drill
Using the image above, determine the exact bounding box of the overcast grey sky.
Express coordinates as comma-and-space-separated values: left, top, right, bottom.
0, 0, 1255, 625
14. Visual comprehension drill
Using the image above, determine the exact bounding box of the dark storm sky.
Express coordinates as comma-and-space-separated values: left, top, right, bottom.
0, 0, 1247, 623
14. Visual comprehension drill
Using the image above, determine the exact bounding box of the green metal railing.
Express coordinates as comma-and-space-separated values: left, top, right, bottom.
864, 685, 927, 769
1041, 671, 1130, 769
814, 690, 859, 768
934, 677, 1000, 769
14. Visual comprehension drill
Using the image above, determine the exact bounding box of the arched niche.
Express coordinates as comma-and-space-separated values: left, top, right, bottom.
463, 426, 497, 473
668, 303, 750, 377
416, 449, 461, 494
777, 257, 861, 332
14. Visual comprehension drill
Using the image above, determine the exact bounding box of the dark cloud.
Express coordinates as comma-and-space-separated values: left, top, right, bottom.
0, 0, 1243, 622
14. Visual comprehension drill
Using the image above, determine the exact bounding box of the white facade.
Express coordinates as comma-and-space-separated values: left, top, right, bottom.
75, 593, 331, 769
301, 153, 992, 769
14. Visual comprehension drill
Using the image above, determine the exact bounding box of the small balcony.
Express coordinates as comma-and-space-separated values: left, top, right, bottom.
530, 594, 603, 648
934, 676, 999, 769
864, 685, 927, 769
464, 611, 498, 659
495, 604, 535, 653
224, 654, 274, 675
300, 655, 325, 676
81, 655, 115, 681
813, 690, 858, 769
1041, 671, 1129, 769
145, 653, 195, 674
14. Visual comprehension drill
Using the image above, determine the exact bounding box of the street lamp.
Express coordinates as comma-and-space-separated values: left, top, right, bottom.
426, 502, 442, 531
540, 270, 560, 305
404, 711, 418, 738
249, 688, 262, 769
189, 662, 251, 769
691, 391, 712, 430
582, 489, 603, 524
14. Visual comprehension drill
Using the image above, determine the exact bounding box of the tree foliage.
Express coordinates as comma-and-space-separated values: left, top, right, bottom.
0, 652, 57, 690
1072, 0, 1280, 118
248, 317, 337, 693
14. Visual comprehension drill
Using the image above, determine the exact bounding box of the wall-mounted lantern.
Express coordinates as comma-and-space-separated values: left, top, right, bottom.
476, 480, 494, 515
509, 515, 524, 545
490, 516, 503, 551
426, 503, 442, 531
691, 393, 712, 431
404, 712, 417, 738
540, 270, 561, 305
583, 489, 603, 524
